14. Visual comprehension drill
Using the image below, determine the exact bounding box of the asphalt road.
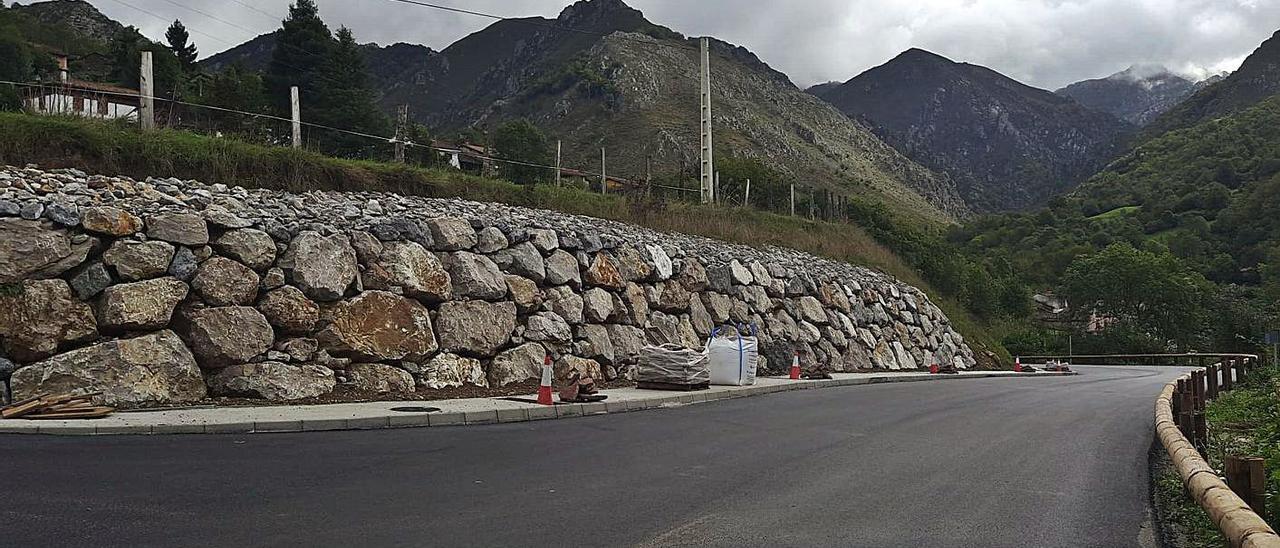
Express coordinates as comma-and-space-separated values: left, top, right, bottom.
1, 365, 1191, 548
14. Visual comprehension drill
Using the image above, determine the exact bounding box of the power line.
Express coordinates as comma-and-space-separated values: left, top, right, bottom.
0, 79, 635, 182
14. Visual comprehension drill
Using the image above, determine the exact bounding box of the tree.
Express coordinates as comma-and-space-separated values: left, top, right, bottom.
0, 21, 32, 110
165, 20, 198, 70
200, 63, 267, 137
1062, 243, 1214, 351
311, 26, 389, 157
492, 119, 550, 184
264, 0, 333, 120
109, 27, 181, 94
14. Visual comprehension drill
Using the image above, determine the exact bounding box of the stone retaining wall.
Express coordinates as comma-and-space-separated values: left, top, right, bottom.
0, 166, 975, 406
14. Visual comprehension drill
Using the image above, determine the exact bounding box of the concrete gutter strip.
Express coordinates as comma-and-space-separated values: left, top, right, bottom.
1155, 375, 1280, 548
0, 370, 1074, 436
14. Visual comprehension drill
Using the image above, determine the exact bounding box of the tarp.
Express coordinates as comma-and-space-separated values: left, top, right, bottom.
637, 344, 710, 385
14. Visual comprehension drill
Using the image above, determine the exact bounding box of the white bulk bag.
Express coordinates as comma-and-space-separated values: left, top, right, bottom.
707, 325, 758, 386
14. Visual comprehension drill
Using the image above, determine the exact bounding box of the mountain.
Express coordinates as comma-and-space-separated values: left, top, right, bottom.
1146, 30, 1280, 136
201, 0, 967, 220
810, 48, 1135, 212
7, 0, 122, 44
1055, 65, 1198, 126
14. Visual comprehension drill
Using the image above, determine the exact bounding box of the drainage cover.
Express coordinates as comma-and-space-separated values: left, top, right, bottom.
389, 406, 441, 413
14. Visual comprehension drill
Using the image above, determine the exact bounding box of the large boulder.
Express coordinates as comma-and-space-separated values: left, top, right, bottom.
0, 279, 98, 361
180, 306, 274, 367
584, 252, 625, 289
606, 324, 645, 364
544, 249, 581, 287
544, 286, 585, 325
319, 291, 437, 361
80, 206, 142, 236
345, 363, 415, 393
11, 330, 206, 406
444, 252, 506, 300
0, 219, 77, 283
523, 312, 572, 343
554, 355, 603, 382
145, 212, 208, 246
505, 275, 542, 313
102, 240, 175, 281
435, 300, 516, 357
377, 241, 452, 302
212, 229, 276, 271
494, 242, 545, 283
208, 362, 335, 401
613, 246, 653, 282
575, 324, 615, 364
488, 342, 545, 387
425, 217, 477, 251
420, 352, 487, 390
192, 257, 259, 306
94, 277, 189, 331
278, 231, 357, 301
582, 288, 614, 323
257, 286, 319, 334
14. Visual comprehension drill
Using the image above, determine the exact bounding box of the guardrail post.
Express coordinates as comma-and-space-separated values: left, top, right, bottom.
1226, 456, 1267, 519
1177, 379, 1193, 438
1236, 358, 1246, 384
1207, 363, 1218, 400
1223, 359, 1234, 391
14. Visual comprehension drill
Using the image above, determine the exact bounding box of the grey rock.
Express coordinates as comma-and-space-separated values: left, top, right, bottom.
146, 212, 209, 246
44, 202, 79, 226
376, 241, 451, 302
212, 229, 276, 271
19, 202, 43, 220
0, 219, 76, 284
103, 240, 175, 282
68, 261, 111, 300
435, 300, 516, 357
168, 246, 199, 281
544, 285, 585, 325
582, 288, 614, 323
488, 342, 546, 387
544, 249, 581, 287
523, 312, 572, 343
192, 257, 259, 306
95, 277, 189, 331
494, 242, 545, 283
426, 217, 477, 251
0, 279, 98, 361
421, 352, 487, 389
444, 251, 507, 301
180, 306, 274, 368
474, 226, 508, 253
12, 330, 206, 406
527, 228, 559, 252
278, 231, 357, 301
345, 363, 415, 394
208, 362, 334, 401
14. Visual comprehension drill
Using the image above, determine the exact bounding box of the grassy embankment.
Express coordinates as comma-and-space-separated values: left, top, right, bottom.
0, 112, 1007, 366
1155, 361, 1280, 547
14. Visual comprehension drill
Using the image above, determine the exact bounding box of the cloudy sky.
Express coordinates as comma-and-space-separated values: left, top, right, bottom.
95, 0, 1280, 90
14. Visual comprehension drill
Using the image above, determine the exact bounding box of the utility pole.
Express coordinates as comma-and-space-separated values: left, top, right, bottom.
645, 155, 652, 199
394, 104, 408, 163
290, 86, 301, 150
744, 178, 751, 208
699, 37, 714, 204
790, 184, 795, 216
139, 51, 154, 130
555, 140, 562, 187
600, 147, 607, 195
714, 171, 720, 205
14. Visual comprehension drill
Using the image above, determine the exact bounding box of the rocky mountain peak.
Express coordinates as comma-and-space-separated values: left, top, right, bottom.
9, 0, 124, 43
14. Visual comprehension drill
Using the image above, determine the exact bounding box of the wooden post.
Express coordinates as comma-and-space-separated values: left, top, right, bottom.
744, 178, 751, 208
290, 86, 301, 150
1178, 380, 1194, 439
1208, 364, 1218, 400
394, 104, 408, 164
139, 51, 154, 130
555, 140, 562, 187
1226, 456, 1267, 518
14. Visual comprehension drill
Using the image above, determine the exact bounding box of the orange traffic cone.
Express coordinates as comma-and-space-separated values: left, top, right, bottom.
537, 354, 554, 405
1013, 357, 1022, 373
789, 355, 801, 380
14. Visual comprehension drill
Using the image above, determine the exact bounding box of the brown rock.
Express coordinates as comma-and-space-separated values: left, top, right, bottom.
346, 363, 415, 393
146, 212, 209, 246
584, 252, 625, 289
192, 257, 259, 306
435, 300, 516, 358
0, 219, 76, 283
212, 229, 276, 271
208, 362, 334, 401
505, 275, 542, 313
318, 291, 437, 361
377, 241, 451, 302
11, 330, 206, 406
257, 286, 319, 334
0, 279, 98, 361
102, 240, 175, 281
80, 206, 143, 236
94, 277, 189, 331
180, 306, 274, 368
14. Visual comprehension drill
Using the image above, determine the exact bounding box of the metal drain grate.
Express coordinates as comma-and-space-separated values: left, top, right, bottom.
389, 406, 441, 413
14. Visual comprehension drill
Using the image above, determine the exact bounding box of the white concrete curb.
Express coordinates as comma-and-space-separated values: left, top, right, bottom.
0, 370, 1076, 436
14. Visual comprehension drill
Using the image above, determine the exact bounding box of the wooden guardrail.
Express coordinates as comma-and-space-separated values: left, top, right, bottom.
1022, 353, 1260, 367
1152, 355, 1280, 548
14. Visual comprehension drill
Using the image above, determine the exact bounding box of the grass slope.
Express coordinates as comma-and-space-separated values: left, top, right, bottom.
0, 113, 1006, 365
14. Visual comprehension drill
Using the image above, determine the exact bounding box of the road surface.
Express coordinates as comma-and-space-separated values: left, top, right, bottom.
1, 365, 1189, 547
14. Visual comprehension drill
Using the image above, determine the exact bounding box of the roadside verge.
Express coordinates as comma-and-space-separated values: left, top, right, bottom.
1154, 373, 1280, 548
0, 370, 1073, 436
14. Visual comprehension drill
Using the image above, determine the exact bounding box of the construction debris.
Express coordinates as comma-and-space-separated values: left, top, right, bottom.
1, 393, 115, 420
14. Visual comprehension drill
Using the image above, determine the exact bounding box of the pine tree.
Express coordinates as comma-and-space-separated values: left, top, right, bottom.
165, 20, 198, 70
493, 119, 551, 184
264, 0, 333, 120
312, 26, 389, 157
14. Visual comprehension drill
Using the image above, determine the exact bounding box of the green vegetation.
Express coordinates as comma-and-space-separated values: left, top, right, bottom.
1205, 363, 1280, 522
0, 111, 1007, 365
529, 55, 622, 100
953, 94, 1280, 355
1154, 456, 1223, 547
492, 119, 551, 184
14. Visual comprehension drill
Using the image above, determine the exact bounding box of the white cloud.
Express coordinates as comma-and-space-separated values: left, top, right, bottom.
95, 0, 1280, 90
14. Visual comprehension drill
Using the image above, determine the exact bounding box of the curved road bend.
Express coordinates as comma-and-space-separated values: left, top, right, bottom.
2, 365, 1191, 548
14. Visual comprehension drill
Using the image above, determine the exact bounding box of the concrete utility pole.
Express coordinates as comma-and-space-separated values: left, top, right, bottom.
394, 104, 408, 163
790, 184, 795, 216
744, 178, 751, 207
714, 171, 720, 205
699, 37, 714, 204
600, 148, 607, 195
290, 86, 301, 150
139, 51, 154, 130
555, 140, 562, 187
